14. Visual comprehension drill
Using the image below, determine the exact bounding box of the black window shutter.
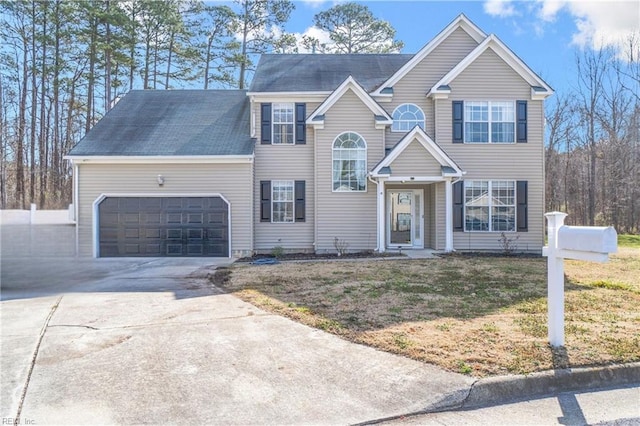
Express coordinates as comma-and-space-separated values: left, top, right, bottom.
261, 103, 272, 144
453, 180, 464, 231
295, 180, 305, 222
517, 180, 528, 231
452, 101, 464, 143
516, 100, 527, 143
295, 103, 306, 145
260, 181, 271, 222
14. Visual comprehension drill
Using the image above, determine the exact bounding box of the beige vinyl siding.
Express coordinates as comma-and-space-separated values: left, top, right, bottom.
315, 89, 384, 252
253, 101, 319, 251
385, 27, 480, 149
76, 162, 253, 257
435, 47, 545, 251
389, 140, 443, 176
253, 128, 316, 251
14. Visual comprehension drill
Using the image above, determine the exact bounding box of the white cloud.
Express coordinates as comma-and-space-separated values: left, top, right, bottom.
565, 1, 640, 52
537, 0, 565, 22
299, 0, 328, 8
484, 0, 518, 17
291, 26, 333, 53
486, 0, 640, 57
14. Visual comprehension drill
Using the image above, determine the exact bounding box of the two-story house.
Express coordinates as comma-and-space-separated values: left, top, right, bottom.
66, 14, 553, 257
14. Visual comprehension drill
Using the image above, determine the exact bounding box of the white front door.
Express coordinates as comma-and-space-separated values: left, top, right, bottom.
387, 190, 424, 248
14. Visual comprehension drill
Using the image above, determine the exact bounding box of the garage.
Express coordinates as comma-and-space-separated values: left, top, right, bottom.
98, 196, 229, 257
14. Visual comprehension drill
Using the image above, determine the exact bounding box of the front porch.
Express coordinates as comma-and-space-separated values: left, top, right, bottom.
369, 127, 464, 253
373, 180, 455, 252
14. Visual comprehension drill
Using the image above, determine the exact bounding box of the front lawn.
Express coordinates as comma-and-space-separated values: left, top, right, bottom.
619, 234, 640, 248
214, 248, 640, 377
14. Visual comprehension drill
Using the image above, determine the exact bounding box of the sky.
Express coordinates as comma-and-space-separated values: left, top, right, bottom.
259, 0, 640, 97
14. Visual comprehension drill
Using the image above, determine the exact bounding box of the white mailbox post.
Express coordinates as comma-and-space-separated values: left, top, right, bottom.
542, 212, 617, 347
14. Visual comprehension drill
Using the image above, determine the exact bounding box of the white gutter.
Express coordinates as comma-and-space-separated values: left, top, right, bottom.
63, 155, 254, 164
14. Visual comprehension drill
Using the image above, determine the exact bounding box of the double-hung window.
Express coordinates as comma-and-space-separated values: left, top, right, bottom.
272, 103, 294, 144
464, 180, 515, 232
272, 180, 294, 223
260, 180, 305, 223
464, 101, 515, 143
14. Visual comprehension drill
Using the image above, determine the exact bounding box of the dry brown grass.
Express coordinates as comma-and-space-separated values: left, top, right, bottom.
215, 250, 640, 378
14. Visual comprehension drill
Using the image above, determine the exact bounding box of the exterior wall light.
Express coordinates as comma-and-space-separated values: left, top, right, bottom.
157, 175, 165, 186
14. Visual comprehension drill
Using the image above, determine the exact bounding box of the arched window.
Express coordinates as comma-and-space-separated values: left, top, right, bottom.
392, 104, 425, 132
332, 132, 367, 192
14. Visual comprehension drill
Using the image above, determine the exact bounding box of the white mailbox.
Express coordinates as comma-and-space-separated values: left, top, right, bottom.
557, 226, 617, 255
543, 212, 618, 347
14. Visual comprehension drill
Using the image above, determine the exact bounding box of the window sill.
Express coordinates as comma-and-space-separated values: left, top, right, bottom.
463, 230, 517, 233
462, 141, 516, 144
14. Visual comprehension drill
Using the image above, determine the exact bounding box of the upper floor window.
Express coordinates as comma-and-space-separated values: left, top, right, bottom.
332, 132, 367, 192
392, 104, 425, 132
272, 103, 294, 144
464, 180, 515, 232
464, 101, 514, 143
261, 103, 306, 145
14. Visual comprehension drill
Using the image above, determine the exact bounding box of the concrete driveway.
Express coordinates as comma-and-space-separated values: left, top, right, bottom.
1, 255, 473, 425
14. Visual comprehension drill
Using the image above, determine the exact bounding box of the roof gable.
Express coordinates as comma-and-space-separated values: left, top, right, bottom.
429, 34, 554, 99
307, 76, 392, 129
371, 14, 486, 96
371, 127, 463, 177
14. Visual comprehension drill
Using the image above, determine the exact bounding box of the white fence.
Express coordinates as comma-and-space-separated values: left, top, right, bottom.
0, 204, 74, 225
1, 205, 76, 257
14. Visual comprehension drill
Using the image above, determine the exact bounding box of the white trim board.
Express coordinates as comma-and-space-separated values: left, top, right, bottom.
66, 155, 254, 164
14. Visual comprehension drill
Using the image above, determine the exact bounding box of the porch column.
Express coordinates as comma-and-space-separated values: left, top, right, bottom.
445, 178, 453, 252
377, 179, 386, 252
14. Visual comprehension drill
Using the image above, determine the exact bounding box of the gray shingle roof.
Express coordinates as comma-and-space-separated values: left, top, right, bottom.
68, 90, 254, 156
249, 54, 413, 93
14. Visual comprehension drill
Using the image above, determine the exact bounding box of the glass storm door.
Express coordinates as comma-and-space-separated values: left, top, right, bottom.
388, 190, 423, 248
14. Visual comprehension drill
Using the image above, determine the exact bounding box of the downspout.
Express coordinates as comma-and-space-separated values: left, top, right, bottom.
73, 160, 79, 256
313, 127, 318, 253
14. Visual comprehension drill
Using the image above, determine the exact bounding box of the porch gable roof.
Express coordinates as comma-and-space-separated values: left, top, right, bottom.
370, 126, 463, 178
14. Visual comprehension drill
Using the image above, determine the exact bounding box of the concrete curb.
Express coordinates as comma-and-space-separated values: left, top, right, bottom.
351, 363, 640, 425
411, 362, 640, 417
414, 362, 640, 416
462, 362, 640, 409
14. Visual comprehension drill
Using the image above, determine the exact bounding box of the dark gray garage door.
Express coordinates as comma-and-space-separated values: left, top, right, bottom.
98, 197, 229, 257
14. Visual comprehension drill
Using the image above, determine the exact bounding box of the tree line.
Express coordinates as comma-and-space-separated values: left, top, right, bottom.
545, 40, 640, 233
0, 0, 402, 210
1, 0, 639, 234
